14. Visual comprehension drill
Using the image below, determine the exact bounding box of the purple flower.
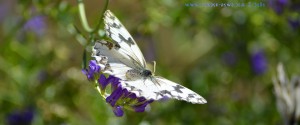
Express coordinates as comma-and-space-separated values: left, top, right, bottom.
83, 59, 154, 117
82, 60, 102, 81
98, 74, 109, 89
82, 69, 94, 80
6, 108, 34, 125
137, 97, 146, 102
251, 50, 268, 75
128, 93, 137, 99
113, 106, 124, 117
98, 75, 120, 90
133, 99, 154, 112
107, 75, 121, 89
288, 18, 300, 30
89, 60, 101, 73
23, 15, 46, 36
106, 86, 123, 107
269, 0, 289, 14
103, 82, 154, 116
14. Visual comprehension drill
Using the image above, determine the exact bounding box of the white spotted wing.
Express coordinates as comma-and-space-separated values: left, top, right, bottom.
104, 10, 146, 68
93, 10, 207, 104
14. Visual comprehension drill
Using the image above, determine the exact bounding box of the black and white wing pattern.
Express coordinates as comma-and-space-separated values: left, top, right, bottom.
121, 77, 207, 104
104, 10, 146, 68
93, 10, 207, 104
92, 40, 134, 80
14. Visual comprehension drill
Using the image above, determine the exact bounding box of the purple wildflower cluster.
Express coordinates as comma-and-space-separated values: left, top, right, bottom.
269, 0, 289, 14
268, 0, 300, 30
251, 50, 268, 75
23, 15, 47, 37
6, 108, 34, 125
82, 60, 154, 117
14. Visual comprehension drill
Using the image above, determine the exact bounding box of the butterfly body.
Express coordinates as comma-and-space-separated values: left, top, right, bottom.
125, 69, 152, 81
92, 10, 207, 104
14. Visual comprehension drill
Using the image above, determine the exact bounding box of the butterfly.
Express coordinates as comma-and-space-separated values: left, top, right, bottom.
92, 10, 207, 104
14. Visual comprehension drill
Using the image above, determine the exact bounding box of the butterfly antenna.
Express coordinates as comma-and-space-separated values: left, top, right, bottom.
153, 61, 156, 75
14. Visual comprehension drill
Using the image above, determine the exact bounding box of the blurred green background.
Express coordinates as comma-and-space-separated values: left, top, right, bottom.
1, 0, 300, 125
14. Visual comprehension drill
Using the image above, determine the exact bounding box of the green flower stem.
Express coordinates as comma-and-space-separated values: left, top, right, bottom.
76, 0, 109, 34
77, 0, 93, 32
77, 0, 109, 71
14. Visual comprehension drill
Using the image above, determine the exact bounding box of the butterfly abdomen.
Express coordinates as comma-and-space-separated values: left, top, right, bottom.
126, 69, 152, 81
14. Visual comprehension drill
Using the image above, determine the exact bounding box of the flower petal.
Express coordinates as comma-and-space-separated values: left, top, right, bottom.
113, 106, 124, 117
89, 60, 101, 73
133, 100, 154, 112
106, 86, 123, 107
107, 75, 120, 89
98, 74, 109, 90
82, 69, 94, 81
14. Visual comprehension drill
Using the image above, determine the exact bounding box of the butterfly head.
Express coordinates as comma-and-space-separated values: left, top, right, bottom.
142, 69, 152, 77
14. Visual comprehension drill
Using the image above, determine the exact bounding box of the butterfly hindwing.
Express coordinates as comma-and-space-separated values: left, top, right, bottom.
121, 79, 162, 100
121, 76, 207, 104
153, 76, 207, 104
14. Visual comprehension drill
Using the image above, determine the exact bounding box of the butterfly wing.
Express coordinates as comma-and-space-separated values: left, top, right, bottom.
154, 76, 207, 104
121, 76, 207, 104
104, 10, 146, 68
93, 40, 134, 79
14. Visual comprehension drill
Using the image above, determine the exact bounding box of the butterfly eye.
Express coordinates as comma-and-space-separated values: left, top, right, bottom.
142, 70, 152, 77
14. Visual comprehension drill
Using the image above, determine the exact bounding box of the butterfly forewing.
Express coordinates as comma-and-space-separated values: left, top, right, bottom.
104, 10, 146, 68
